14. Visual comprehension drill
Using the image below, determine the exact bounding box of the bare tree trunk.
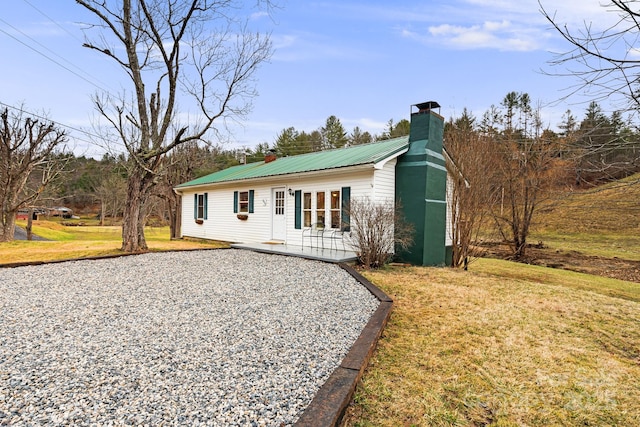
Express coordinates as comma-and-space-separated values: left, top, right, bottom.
0, 107, 67, 242
0, 210, 16, 242
26, 208, 33, 241
121, 172, 152, 252
78, 1, 273, 253
169, 194, 182, 239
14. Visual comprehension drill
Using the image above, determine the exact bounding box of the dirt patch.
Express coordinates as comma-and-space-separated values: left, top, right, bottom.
481, 242, 640, 283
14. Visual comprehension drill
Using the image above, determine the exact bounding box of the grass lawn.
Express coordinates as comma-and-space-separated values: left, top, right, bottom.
342, 258, 640, 426
5, 214, 640, 426
531, 174, 640, 261
528, 230, 640, 261
0, 220, 227, 264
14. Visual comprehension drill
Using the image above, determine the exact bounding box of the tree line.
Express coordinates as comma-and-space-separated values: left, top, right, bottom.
0, 0, 640, 259
446, 92, 640, 266
3, 91, 639, 267
0, 111, 410, 241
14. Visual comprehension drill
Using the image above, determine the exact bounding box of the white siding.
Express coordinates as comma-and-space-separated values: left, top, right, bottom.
179, 167, 376, 247
371, 158, 397, 202
181, 185, 274, 243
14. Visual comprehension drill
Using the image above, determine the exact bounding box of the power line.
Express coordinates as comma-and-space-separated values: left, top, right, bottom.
0, 100, 104, 144
0, 25, 107, 93
0, 16, 112, 93
21, 0, 85, 45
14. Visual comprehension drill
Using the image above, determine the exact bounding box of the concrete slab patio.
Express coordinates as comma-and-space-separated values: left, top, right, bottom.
231, 242, 359, 263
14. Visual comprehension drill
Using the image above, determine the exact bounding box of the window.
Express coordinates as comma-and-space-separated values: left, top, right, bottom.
234, 190, 254, 214
316, 191, 326, 228
294, 186, 350, 231
330, 190, 340, 228
274, 190, 285, 215
194, 193, 208, 220
197, 194, 205, 218
303, 192, 312, 227
239, 191, 249, 213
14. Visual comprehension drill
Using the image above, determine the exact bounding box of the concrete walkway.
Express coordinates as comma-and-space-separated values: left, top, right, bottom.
231, 242, 358, 263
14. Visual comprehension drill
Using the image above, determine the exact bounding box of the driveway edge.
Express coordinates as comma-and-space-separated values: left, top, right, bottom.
294, 263, 393, 427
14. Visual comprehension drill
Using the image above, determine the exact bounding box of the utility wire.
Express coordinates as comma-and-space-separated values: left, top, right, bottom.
0, 25, 107, 93
0, 17, 111, 93
0, 100, 104, 144
21, 0, 86, 44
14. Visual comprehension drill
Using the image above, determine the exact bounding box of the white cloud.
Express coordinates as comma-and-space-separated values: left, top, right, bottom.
271, 31, 381, 62
419, 19, 541, 51
272, 34, 297, 50
484, 20, 511, 32
250, 11, 270, 21
389, 0, 619, 52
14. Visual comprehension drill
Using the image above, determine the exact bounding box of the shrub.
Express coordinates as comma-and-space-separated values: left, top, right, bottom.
348, 197, 413, 268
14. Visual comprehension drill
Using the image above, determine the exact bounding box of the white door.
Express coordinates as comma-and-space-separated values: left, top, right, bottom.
271, 187, 286, 241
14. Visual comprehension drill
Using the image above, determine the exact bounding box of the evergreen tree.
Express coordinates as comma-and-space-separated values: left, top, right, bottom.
321, 115, 348, 149
349, 126, 373, 145
379, 119, 410, 140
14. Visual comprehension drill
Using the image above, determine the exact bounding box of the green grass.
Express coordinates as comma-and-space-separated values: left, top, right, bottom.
342, 261, 640, 426
473, 258, 640, 302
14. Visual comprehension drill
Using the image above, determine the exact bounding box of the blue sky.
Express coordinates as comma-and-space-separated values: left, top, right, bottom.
0, 0, 621, 157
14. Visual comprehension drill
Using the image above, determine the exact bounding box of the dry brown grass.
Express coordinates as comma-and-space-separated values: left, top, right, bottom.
536, 173, 640, 234
0, 221, 227, 264
342, 259, 640, 426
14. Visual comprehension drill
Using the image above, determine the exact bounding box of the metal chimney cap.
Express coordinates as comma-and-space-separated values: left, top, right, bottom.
415, 101, 440, 110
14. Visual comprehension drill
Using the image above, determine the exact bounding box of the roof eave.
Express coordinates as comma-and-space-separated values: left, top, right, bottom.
173, 163, 374, 192
373, 146, 409, 170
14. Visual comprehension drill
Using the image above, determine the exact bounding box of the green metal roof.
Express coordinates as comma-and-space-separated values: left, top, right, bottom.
176, 136, 409, 188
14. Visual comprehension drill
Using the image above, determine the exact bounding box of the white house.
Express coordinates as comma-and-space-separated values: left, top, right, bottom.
175, 102, 452, 266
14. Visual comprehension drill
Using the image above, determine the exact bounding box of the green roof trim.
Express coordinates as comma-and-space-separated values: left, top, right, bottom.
176, 137, 409, 188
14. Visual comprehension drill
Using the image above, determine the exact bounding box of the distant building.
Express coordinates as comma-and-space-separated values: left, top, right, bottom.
50, 207, 74, 219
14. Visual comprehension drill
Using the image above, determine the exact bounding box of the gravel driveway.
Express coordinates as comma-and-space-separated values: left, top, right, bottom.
0, 250, 378, 426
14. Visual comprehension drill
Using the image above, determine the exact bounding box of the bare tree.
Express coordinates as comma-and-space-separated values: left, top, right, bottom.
348, 197, 413, 269
484, 93, 563, 260
540, 1, 640, 110
155, 141, 221, 238
78, 0, 274, 252
444, 110, 492, 268
95, 172, 127, 226
0, 107, 67, 241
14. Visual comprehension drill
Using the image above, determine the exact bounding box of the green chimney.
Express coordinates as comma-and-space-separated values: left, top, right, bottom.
395, 101, 447, 266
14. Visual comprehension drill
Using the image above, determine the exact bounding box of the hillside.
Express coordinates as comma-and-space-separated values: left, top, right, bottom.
536, 173, 640, 233
484, 174, 640, 282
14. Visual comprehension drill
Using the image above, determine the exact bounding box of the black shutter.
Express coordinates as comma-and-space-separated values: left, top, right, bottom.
194, 194, 198, 219
233, 191, 238, 213
203, 193, 208, 220
341, 186, 350, 231
248, 190, 254, 213
294, 190, 302, 229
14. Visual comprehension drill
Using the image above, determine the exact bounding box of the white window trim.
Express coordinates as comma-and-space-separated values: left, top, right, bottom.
303, 189, 341, 230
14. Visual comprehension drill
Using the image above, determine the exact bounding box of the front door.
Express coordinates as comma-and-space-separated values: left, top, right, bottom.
271, 187, 286, 241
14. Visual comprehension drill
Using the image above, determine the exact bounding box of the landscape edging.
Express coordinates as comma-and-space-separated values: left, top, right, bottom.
294, 263, 393, 427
